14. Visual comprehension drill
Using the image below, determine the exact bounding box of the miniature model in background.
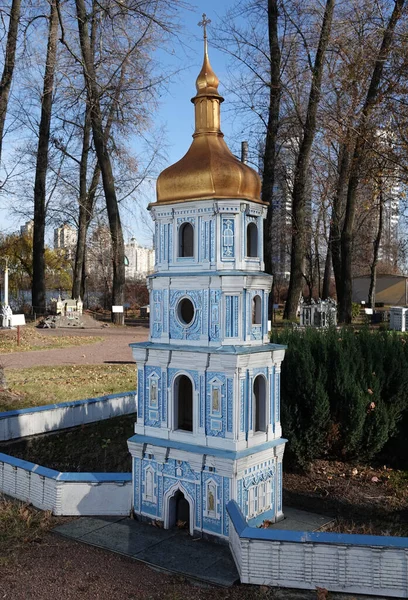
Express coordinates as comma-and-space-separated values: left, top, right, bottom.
299, 298, 337, 328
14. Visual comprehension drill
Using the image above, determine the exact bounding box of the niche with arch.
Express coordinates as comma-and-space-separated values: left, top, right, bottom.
178, 222, 194, 257
174, 374, 193, 432
204, 479, 220, 519
252, 295, 262, 325
246, 222, 258, 257
253, 375, 267, 433
143, 466, 156, 503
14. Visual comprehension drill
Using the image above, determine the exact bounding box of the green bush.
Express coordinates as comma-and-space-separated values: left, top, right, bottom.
279, 328, 330, 468
351, 302, 361, 321
272, 327, 408, 469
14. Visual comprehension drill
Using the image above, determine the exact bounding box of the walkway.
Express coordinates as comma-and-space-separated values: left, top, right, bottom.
54, 516, 239, 587
1, 326, 149, 369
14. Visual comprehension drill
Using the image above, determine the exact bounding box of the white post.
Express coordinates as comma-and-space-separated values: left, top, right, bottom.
4, 261, 8, 306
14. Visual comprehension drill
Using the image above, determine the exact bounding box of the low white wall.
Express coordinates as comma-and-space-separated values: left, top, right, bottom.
0, 453, 132, 516
227, 501, 408, 599
56, 474, 132, 516
0, 391, 136, 441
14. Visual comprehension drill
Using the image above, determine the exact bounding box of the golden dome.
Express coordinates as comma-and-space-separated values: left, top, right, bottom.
155, 19, 263, 205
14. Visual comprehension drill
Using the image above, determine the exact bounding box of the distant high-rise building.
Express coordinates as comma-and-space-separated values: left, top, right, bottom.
375, 129, 400, 270
264, 137, 300, 279
54, 223, 77, 259
353, 129, 402, 275
20, 220, 34, 237
86, 225, 112, 284
125, 238, 154, 279
379, 177, 400, 269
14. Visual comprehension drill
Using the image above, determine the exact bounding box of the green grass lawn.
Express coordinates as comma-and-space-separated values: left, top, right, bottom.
0, 324, 102, 353
0, 364, 136, 412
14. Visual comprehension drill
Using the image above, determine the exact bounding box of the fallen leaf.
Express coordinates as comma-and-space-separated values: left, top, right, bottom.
316, 587, 329, 600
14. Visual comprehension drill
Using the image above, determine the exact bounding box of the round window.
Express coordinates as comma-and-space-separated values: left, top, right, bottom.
177, 297, 195, 326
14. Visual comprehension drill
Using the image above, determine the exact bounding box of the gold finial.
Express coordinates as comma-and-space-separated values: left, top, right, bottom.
198, 13, 211, 51
154, 14, 262, 205
195, 13, 220, 98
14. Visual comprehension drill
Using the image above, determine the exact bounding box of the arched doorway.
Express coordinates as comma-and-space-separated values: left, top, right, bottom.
165, 486, 193, 535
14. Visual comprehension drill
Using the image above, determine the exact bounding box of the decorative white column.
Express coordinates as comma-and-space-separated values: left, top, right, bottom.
2, 260, 12, 328
4, 261, 8, 306
275, 444, 285, 522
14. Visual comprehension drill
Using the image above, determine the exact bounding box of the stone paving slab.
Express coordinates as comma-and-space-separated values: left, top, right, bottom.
83, 520, 177, 556
54, 516, 239, 587
270, 506, 334, 531
54, 516, 124, 538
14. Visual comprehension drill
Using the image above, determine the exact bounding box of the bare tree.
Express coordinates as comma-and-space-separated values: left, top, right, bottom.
74, 0, 126, 323
262, 0, 281, 281
284, 0, 335, 319
338, 0, 405, 323
32, 0, 59, 314
0, 0, 21, 164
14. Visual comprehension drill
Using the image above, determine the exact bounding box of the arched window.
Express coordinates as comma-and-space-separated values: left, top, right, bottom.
253, 375, 266, 432
252, 295, 262, 325
247, 222, 258, 257
179, 222, 194, 257
174, 374, 193, 432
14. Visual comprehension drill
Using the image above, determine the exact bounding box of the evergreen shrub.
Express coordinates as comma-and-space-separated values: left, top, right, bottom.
272, 327, 408, 469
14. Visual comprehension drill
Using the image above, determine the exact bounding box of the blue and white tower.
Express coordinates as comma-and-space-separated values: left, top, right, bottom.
128, 21, 286, 539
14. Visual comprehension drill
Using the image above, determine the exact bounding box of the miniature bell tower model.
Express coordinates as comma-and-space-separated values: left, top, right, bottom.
128, 16, 286, 539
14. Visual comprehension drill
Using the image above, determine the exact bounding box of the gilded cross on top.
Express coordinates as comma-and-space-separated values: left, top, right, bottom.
198, 13, 211, 39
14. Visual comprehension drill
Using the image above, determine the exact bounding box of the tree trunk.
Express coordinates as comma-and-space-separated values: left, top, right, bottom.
32, 0, 59, 314
73, 4, 99, 300
322, 243, 332, 299
75, 0, 125, 325
72, 103, 91, 299
262, 0, 281, 282
0, 0, 21, 164
368, 186, 384, 309
284, 0, 335, 320
330, 142, 351, 306
315, 230, 321, 298
72, 61, 125, 301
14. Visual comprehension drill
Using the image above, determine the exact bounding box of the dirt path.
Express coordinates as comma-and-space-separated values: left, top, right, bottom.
0, 534, 373, 600
1, 326, 149, 370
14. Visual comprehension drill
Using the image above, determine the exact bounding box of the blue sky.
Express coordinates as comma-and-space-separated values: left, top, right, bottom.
156, 1, 237, 166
